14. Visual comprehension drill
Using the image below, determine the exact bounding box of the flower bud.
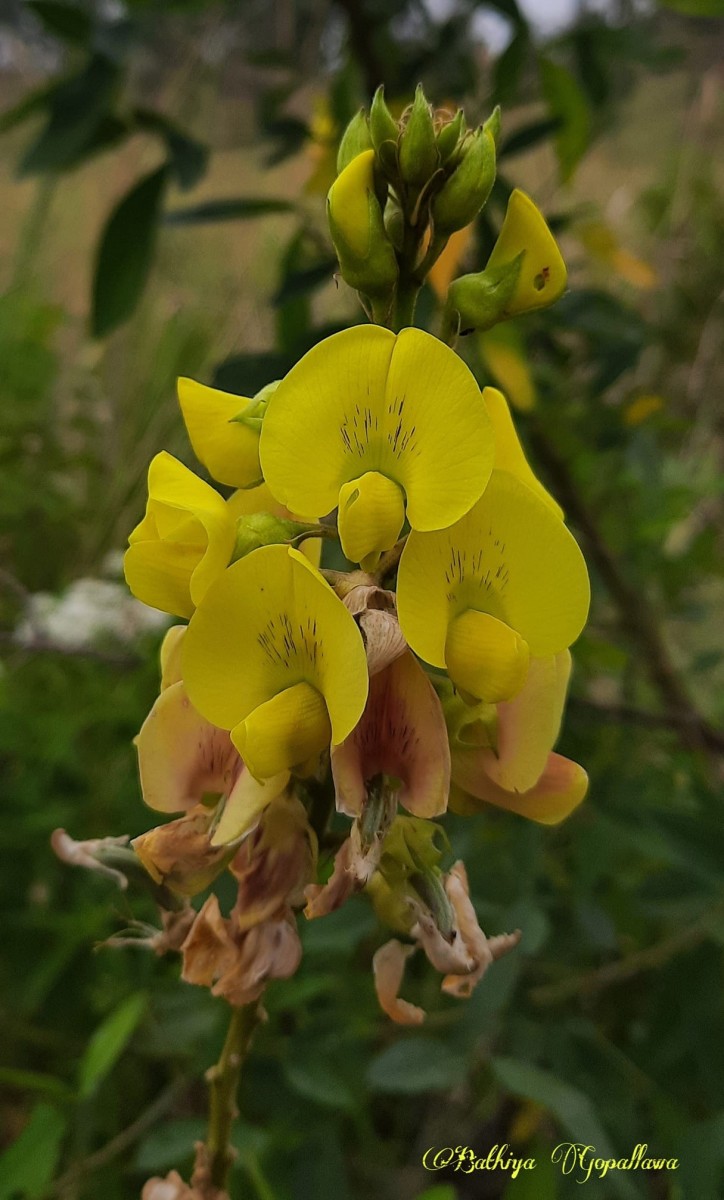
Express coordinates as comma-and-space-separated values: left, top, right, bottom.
327, 149, 398, 298
483, 104, 502, 148
436, 108, 466, 163
432, 126, 496, 235
369, 85, 398, 150
398, 85, 439, 188
337, 108, 373, 173
231, 512, 320, 561
485, 188, 567, 315
444, 255, 522, 334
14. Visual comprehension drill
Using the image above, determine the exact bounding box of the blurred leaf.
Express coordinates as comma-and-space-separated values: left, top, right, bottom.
134, 108, 208, 190
659, 0, 724, 12
77, 992, 146, 1097
493, 30, 530, 107
91, 164, 169, 338
0, 1066, 73, 1101
416, 1188, 458, 1200
499, 118, 562, 160
19, 55, 121, 175
272, 259, 337, 307
291, 1128, 351, 1200
0, 82, 60, 134
367, 1037, 468, 1094
135, 1118, 206, 1172
491, 1059, 637, 1199
0, 1103, 66, 1199
165, 197, 295, 225
676, 1112, 724, 1200
285, 1053, 357, 1111
27, 1, 93, 44
539, 57, 592, 181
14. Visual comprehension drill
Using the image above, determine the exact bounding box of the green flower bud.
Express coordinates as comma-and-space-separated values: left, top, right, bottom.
232, 512, 319, 561
376, 138, 399, 181
337, 109, 373, 173
444, 255, 523, 334
327, 149, 398, 298
369, 85, 398, 150
436, 108, 466, 163
484, 104, 502, 148
431, 126, 496, 235
398, 84, 439, 188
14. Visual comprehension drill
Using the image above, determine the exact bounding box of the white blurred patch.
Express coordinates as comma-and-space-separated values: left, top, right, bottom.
15, 579, 169, 651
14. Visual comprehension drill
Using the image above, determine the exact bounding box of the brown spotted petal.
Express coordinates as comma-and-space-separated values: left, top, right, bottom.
132, 807, 233, 898
304, 838, 359, 918
372, 939, 425, 1026
331, 650, 450, 819
211, 914, 302, 1007
342, 582, 396, 617
231, 792, 316, 931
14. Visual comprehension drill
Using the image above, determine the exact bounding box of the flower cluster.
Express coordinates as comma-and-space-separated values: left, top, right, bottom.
121, 90, 590, 1025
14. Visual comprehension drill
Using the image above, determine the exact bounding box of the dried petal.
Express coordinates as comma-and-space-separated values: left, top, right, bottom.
372, 939, 425, 1026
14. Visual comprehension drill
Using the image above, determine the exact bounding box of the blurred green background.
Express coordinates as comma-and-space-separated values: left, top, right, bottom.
1, 1, 723, 1197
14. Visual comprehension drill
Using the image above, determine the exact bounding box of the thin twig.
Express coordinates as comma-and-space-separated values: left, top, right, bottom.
205, 1003, 261, 1189
47, 1079, 186, 1197
373, 537, 408, 583
530, 900, 724, 1007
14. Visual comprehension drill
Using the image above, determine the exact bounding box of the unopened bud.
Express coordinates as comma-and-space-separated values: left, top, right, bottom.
369, 85, 398, 150
232, 513, 321, 561
327, 149, 398, 298
432, 126, 496, 235
436, 108, 466, 163
337, 108, 373, 173
398, 85, 439, 188
445, 255, 522, 334
483, 104, 502, 148
485, 188, 567, 315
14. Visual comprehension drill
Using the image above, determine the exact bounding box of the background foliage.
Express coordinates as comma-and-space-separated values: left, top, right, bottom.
1, 2, 723, 1197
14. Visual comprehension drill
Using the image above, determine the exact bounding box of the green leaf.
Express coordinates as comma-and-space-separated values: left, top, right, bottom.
285, 1053, 357, 1111
77, 992, 147, 1097
91, 165, 169, 337
0, 1066, 73, 1102
133, 108, 208, 190
272, 260, 337, 308
367, 1037, 468, 1095
499, 118, 562, 160
0, 1103, 67, 1199
491, 1059, 637, 1199
19, 55, 121, 175
135, 1118, 206, 1173
27, 1, 93, 44
539, 57, 592, 182
416, 1188, 458, 1200
164, 197, 295, 225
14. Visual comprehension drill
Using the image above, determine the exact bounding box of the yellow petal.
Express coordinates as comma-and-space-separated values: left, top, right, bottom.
397, 470, 589, 667
124, 453, 236, 617
451, 750, 588, 825
260, 326, 494, 541
160, 625, 186, 689
177, 377, 263, 489
338, 471, 405, 570
211, 771, 289, 846
232, 681, 331, 780
486, 651, 572, 792
327, 148, 376, 259
486, 189, 567, 315
183, 544, 368, 744
483, 387, 562, 518
445, 609, 530, 704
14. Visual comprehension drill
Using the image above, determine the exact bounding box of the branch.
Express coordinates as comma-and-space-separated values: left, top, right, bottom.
205, 1003, 261, 1189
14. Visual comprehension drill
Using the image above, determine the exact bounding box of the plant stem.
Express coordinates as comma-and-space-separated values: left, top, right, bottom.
205, 1003, 260, 1189
391, 276, 420, 331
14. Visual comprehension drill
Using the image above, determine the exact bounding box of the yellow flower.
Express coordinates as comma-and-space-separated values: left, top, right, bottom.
327, 149, 398, 298
486, 188, 567, 316
124, 452, 236, 619
483, 387, 562, 518
182, 544, 368, 780
260, 325, 495, 570
177, 377, 268, 490
397, 470, 589, 704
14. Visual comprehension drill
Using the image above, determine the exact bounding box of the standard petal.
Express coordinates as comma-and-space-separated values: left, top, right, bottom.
183, 545, 368, 745
486, 188, 567, 315
331, 650, 450, 819
177, 377, 263, 489
397, 470, 590, 666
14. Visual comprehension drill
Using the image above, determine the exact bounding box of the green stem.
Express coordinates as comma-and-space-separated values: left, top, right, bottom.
205, 1003, 260, 1189
391, 276, 420, 331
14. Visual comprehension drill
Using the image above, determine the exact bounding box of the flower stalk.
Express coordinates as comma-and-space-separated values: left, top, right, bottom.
205, 1002, 261, 1189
